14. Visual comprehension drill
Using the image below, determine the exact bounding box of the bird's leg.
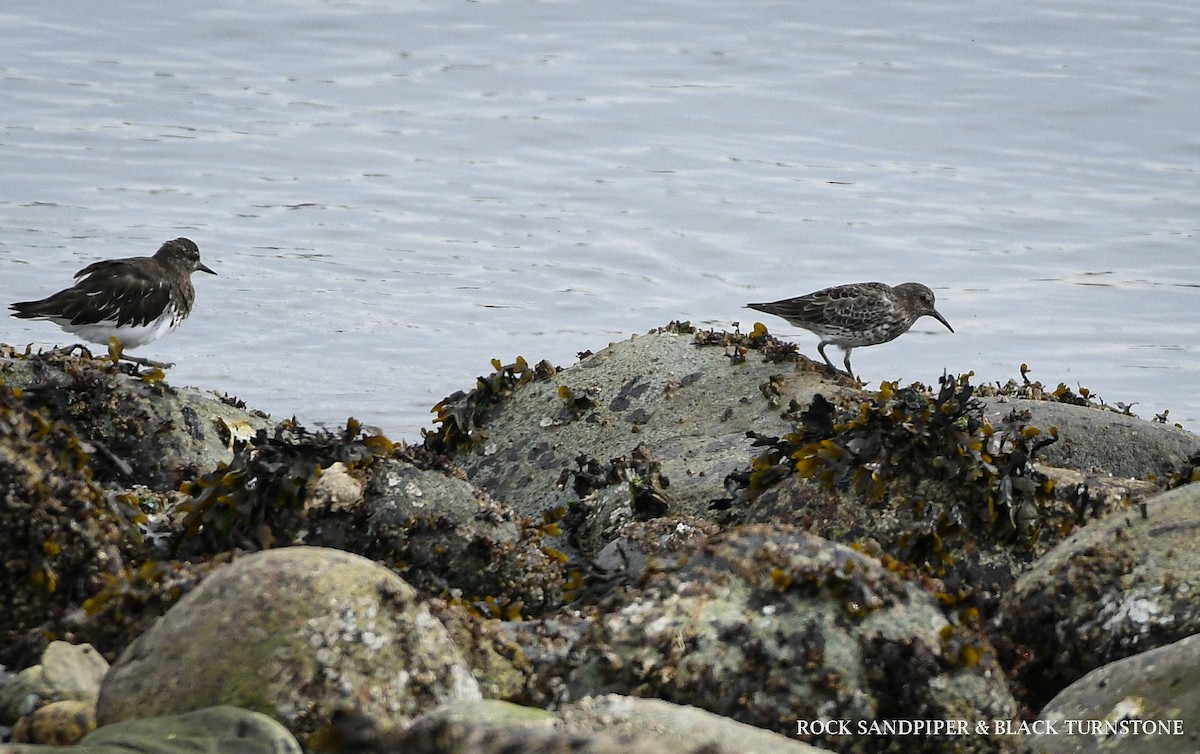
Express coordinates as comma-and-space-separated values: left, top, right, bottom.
842, 350, 857, 381
816, 342, 842, 376
107, 336, 174, 370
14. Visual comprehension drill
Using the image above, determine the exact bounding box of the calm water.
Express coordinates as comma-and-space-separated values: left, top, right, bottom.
3, 1, 1198, 440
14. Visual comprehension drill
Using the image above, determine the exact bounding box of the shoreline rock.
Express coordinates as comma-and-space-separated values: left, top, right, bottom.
96, 547, 481, 744
2, 329, 1198, 753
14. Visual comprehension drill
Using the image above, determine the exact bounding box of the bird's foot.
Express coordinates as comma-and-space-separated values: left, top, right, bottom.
817, 359, 848, 381
120, 354, 175, 370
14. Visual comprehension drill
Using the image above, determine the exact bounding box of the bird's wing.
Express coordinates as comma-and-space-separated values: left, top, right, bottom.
817, 283, 897, 327
60, 259, 174, 327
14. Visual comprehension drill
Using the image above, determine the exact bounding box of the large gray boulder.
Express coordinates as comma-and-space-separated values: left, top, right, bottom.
438, 329, 846, 521
999, 483, 1200, 709
96, 547, 480, 744
1030, 633, 1200, 754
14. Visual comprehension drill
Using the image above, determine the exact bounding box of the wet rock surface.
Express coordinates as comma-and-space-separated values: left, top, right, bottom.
3, 329, 1199, 754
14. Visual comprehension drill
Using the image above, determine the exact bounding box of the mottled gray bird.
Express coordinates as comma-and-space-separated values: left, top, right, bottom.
11, 238, 215, 366
746, 281, 953, 379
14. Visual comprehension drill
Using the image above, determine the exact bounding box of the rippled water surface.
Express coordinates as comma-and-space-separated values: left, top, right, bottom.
3, 1, 1198, 439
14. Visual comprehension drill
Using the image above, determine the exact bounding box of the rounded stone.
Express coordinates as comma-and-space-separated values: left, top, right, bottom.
96, 546, 480, 741
10, 699, 96, 745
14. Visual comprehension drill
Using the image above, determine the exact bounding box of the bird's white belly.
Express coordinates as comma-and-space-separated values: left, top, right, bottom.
67, 311, 180, 349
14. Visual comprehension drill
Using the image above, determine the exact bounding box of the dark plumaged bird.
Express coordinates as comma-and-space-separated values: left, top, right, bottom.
10, 237, 215, 365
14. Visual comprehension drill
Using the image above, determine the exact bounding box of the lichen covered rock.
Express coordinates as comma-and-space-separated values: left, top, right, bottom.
96, 547, 481, 743
567, 525, 1018, 754
999, 483, 1200, 709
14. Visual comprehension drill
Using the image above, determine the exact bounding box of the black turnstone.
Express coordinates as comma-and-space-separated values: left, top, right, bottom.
747, 281, 953, 379
10, 237, 216, 366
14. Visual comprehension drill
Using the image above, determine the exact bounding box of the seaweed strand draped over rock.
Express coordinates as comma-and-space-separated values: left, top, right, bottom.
725, 373, 1060, 567
174, 417, 394, 556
